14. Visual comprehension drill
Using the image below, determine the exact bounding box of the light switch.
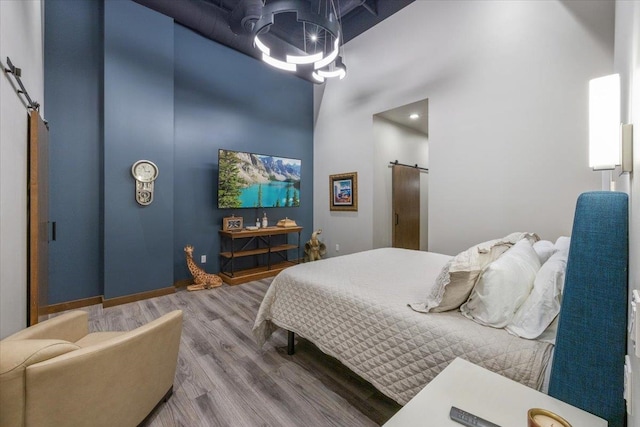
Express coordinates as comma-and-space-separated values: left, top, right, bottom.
201, 255, 207, 264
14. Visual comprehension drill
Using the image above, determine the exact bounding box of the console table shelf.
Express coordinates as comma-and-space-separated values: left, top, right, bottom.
220, 244, 298, 259
219, 226, 302, 285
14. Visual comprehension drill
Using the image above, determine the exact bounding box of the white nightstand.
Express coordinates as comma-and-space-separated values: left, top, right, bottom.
383, 357, 607, 427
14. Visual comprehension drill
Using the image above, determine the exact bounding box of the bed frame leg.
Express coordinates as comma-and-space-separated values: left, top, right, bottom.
287, 330, 295, 355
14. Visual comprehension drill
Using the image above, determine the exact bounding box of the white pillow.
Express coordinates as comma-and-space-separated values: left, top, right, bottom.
424, 239, 511, 312
461, 239, 541, 328
554, 236, 570, 252
533, 240, 555, 264
505, 249, 568, 339
418, 232, 539, 313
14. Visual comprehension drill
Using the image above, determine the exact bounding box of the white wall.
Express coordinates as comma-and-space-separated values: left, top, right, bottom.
614, 1, 640, 425
0, 0, 44, 338
372, 116, 429, 250
314, 0, 611, 257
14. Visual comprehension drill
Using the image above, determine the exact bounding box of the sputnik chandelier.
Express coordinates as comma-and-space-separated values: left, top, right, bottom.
253, 0, 347, 83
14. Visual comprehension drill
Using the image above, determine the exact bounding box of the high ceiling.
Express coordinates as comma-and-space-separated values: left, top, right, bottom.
133, 0, 414, 82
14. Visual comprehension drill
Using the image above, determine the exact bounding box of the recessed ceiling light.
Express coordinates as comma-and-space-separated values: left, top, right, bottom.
409, 113, 420, 120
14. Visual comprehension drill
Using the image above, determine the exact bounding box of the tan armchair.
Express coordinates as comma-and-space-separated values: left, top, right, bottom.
0, 310, 183, 427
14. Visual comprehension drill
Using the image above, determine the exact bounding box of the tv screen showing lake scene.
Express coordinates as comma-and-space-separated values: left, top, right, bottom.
218, 149, 301, 209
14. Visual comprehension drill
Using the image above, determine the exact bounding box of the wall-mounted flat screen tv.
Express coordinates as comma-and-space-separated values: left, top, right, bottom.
218, 149, 301, 209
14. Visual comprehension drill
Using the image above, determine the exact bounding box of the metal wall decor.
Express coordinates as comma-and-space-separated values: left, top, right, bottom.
3, 57, 40, 110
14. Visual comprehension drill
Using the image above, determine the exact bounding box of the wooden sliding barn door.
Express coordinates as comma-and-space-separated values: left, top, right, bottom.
28, 110, 49, 325
392, 164, 420, 250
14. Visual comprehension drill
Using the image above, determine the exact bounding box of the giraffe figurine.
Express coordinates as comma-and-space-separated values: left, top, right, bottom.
184, 245, 223, 291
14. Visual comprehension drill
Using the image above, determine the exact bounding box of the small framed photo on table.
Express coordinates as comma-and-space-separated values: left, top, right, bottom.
222, 216, 244, 231
329, 172, 358, 211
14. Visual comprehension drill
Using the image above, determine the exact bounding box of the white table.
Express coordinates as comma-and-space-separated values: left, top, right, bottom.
383, 357, 607, 427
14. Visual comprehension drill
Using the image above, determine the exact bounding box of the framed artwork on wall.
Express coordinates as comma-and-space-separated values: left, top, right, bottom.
329, 172, 358, 211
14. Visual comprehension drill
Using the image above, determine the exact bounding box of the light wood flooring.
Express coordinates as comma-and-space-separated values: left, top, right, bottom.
54, 279, 401, 426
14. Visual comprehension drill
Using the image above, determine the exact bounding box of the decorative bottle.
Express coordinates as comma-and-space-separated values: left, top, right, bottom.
262, 212, 268, 228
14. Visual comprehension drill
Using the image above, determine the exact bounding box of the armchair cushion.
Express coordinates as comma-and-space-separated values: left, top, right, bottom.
1, 339, 80, 427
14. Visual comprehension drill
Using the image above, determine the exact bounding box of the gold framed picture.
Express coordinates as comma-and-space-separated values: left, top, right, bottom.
222, 216, 244, 231
329, 172, 358, 211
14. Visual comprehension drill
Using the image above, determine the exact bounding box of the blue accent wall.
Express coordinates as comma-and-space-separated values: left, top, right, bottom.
103, 1, 175, 299
173, 25, 313, 279
45, 0, 103, 304
44, 0, 313, 303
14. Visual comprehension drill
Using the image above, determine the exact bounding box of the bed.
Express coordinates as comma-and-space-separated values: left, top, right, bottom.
253, 192, 628, 427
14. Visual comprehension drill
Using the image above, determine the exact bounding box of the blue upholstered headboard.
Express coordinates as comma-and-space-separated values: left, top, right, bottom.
549, 191, 628, 427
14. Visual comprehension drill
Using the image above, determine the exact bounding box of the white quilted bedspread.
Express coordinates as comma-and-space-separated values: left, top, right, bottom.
253, 248, 553, 405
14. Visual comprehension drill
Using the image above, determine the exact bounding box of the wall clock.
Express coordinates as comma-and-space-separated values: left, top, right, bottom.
131, 160, 159, 206
223, 216, 244, 231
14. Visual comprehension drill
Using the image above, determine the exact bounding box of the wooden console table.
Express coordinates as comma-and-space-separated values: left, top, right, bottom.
218, 226, 302, 285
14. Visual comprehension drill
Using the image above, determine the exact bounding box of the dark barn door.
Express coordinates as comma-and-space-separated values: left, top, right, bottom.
28, 110, 49, 325
392, 164, 420, 250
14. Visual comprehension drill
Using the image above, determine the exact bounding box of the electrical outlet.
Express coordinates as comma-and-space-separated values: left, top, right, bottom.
335, 244, 340, 252
201, 255, 206, 263
624, 355, 633, 415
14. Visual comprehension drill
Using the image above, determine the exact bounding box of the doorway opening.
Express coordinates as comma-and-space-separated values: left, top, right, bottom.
372, 99, 429, 250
